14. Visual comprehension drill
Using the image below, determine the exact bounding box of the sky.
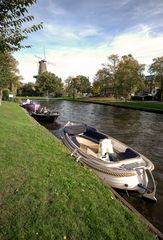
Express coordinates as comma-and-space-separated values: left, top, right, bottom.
14, 0, 163, 83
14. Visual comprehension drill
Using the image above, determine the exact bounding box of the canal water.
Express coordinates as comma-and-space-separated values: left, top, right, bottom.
37, 100, 163, 233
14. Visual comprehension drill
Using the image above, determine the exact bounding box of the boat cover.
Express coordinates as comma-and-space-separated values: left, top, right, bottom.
64, 124, 87, 135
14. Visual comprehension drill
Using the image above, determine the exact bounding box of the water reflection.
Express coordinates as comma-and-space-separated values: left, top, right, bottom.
37, 99, 163, 233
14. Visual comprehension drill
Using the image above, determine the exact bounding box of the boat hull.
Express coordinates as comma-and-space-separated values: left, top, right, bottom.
31, 112, 59, 123
62, 122, 157, 201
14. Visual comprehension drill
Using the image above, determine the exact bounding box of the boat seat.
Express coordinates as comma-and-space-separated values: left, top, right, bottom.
117, 148, 140, 160
86, 147, 97, 157
82, 128, 107, 144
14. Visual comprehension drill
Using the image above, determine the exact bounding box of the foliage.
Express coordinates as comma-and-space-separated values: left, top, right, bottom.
64, 76, 76, 97
65, 75, 91, 98
0, 52, 22, 103
36, 71, 63, 97
131, 96, 143, 101
93, 55, 120, 97
92, 80, 101, 96
0, 0, 43, 52
103, 54, 120, 96
2, 88, 10, 100
115, 54, 145, 99
13, 96, 21, 103
0, 102, 156, 240
93, 68, 112, 96
75, 75, 91, 94
149, 56, 163, 101
19, 82, 37, 96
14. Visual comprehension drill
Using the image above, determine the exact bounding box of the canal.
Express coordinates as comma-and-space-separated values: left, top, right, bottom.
37, 99, 163, 233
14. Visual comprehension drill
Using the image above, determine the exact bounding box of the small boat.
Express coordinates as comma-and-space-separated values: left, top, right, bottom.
31, 109, 60, 123
62, 122, 157, 201
21, 102, 40, 112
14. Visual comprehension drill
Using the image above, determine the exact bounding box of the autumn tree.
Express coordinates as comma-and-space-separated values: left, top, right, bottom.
115, 54, 145, 99
36, 72, 63, 97
149, 56, 163, 101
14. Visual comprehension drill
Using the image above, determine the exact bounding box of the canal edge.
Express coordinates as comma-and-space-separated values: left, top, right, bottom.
110, 187, 163, 240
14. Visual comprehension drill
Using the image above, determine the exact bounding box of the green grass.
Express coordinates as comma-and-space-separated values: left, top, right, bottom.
0, 102, 156, 240
70, 97, 163, 113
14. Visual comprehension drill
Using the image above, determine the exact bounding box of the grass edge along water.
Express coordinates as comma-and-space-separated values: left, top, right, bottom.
0, 101, 157, 240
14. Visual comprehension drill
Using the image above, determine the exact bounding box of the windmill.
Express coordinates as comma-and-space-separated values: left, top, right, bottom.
34, 49, 56, 78
35, 56, 56, 74
33, 52, 56, 98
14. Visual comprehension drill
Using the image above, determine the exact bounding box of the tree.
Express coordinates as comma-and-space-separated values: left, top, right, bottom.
65, 75, 91, 98
104, 54, 120, 97
92, 54, 119, 97
115, 54, 145, 99
93, 68, 111, 96
0, 52, 22, 104
36, 72, 63, 97
149, 56, 163, 101
19, 82, 36, 96
0, 0, 43, 53
73, 75, 91, 95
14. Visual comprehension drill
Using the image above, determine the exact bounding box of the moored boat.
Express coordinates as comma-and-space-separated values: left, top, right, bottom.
62, 121, 157, 201
31, 109, 60, 123
21, 102, 40, 112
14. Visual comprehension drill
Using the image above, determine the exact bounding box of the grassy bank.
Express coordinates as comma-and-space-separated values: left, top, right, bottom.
0, 102, 156, 240
68, 97, 163, 114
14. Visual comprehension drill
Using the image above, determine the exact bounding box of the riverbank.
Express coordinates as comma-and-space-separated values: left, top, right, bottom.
65, 97, 163, 114
0, 102, 156, 240
19, 96, 163, 114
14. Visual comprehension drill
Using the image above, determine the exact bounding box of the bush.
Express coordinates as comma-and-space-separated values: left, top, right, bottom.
144, 95, 153, 101
13, 97, 21, 103
131, 96, 143, 101
2, 88, 10, 100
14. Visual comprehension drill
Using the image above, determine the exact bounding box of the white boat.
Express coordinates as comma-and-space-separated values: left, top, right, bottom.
62, 122, 157, 201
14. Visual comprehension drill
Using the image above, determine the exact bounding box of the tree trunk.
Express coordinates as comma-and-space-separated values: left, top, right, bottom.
0, 88, 2, 105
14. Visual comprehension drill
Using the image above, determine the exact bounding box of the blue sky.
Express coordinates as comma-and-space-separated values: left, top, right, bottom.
14, 0, 163, 83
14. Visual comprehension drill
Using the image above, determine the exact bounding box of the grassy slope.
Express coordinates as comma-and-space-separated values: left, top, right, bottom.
0, 102, 156, 240
73, 97, 163, 113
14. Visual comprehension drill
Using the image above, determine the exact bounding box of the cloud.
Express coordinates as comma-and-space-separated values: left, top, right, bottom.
44, 23, 101, 39
44, 23, 79, 41
78, 26, 101, 38
46, 0, 67, 16
132, 0, 163, 19
14, 24, 163, 84
109, 25, 163, 64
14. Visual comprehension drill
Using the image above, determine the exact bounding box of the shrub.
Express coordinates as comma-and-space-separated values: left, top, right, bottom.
144, 95, 153, 101
2, 88, 10, 100
13, 97, 21, 103
131, 96, 143, 101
